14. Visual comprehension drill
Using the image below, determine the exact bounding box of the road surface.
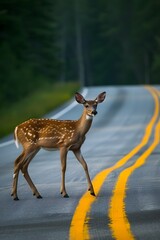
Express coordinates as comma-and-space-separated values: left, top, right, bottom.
0, 86, 160, 240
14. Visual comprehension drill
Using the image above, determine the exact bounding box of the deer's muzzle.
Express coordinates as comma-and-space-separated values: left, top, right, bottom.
92, 110, 97, 116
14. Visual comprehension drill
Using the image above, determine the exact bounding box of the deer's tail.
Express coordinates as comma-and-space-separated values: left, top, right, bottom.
14, 126, 19, 148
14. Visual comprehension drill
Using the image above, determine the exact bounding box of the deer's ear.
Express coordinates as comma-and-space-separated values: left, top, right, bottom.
95, 92, 106, 103
75, 92, 86, 104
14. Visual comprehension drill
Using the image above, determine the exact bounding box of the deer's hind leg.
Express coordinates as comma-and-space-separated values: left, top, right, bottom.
11, 146, 40, 200
11, 151, 25, 200
21, 148, 42, 199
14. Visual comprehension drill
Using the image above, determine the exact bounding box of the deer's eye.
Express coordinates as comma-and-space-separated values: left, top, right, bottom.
85, 104, 89, 108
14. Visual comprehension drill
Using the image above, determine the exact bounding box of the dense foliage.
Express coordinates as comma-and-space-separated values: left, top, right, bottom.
60, 0, 160, 85
1, 0, 160, 108
0, 0, 58, 108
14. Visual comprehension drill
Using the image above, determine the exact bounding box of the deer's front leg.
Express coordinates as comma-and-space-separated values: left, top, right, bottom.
73, 149, 95, 196
60, 147, 69, 198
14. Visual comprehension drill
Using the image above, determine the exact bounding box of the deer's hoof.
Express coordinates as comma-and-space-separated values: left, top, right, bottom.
37, 195, 43, 199
61, 192, 69, 198
90, 192, 96, 197
63, 194, 69, 198
88, 188, 96, 197
14, 196, 19, 201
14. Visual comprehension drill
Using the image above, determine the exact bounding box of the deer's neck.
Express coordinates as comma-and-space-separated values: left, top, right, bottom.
77, 110, 93, 136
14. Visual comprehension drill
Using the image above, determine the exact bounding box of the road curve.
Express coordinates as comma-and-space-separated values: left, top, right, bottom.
0, 86, 160, 240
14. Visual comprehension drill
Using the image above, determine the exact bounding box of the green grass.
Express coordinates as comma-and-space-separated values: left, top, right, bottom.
0, 82, 80, 138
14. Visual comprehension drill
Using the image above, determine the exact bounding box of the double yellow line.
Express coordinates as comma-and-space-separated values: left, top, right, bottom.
69, 86, 160, 240
109, 87, 160, 239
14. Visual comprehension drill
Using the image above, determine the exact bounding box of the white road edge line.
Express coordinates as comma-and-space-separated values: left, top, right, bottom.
0, 88, 88, 148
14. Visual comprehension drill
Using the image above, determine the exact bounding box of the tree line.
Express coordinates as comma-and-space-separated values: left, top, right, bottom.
1, 0, 160, 107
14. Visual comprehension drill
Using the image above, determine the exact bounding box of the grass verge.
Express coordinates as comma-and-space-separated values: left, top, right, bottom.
0, 82, 80, 138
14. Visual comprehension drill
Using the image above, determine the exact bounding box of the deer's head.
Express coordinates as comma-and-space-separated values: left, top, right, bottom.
75, 91, 106, 118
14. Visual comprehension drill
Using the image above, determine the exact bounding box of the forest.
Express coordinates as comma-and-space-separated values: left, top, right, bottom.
1, 0, 160, 108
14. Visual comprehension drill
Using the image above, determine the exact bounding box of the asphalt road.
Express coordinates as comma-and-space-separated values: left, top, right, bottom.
0, 86, 160, 240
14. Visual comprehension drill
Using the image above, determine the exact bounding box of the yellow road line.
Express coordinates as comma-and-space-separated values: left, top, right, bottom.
108, 118, 160, 240
108, 87, 160, 239
69, 86, 159, 240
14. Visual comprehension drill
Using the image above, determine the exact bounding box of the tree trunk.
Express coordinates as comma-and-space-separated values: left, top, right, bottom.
75, 0, 85, 86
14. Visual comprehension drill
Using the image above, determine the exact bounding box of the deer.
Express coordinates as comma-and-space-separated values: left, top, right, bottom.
11, 91, 106, 200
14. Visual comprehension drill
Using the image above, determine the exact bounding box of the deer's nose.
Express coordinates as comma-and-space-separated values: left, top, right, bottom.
92, 110, 97, 115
